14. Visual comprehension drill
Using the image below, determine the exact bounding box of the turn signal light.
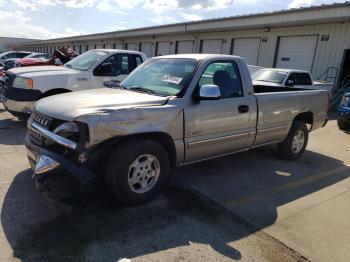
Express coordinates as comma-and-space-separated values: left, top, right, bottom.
27, 79, 33, 89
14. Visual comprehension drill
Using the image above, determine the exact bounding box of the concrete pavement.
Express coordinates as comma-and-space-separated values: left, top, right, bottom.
175, 119, 350, 261
0, 106, 304, 261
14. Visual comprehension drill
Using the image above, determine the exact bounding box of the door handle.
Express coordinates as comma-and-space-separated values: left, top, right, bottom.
238, 105, 249, 113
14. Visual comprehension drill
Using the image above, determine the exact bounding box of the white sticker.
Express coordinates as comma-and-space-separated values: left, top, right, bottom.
162, 75, 183, 85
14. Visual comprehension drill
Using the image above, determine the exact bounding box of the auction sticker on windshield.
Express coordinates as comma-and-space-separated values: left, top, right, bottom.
162, 75, 183, 85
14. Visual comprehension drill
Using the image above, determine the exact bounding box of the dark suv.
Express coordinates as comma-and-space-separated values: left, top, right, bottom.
338, 92, 350, 132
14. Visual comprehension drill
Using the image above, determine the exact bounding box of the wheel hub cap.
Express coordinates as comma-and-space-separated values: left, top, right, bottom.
292, 130, 305, 154
128, 154, 160, 194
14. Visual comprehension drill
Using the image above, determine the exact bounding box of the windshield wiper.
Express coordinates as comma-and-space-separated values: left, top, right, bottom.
65, 64, 73, 68
129, 87, 160, 96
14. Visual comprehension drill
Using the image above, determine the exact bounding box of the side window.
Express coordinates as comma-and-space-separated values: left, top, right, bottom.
135, 55, 143, 67
198, 61, 243, 98
17, 53, 28, 58
286, 73, 298, 86
94, 54, 130, 76
298, 73, 312, 85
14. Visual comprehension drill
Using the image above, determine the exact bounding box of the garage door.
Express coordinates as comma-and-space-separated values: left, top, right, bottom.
126, 43, 138, 51
201, 39, 223, 54
141, 42, 153, 57
232, 38, 261, 65
177, 40, 194, 54
113, 43, 123, 49
276, 35, 318, 71
157, 42, 171, 56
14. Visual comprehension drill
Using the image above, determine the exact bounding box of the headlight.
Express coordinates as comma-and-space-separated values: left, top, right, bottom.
13, 77, 33, 89
53, 122, 79, 134
341, 96, 350, 107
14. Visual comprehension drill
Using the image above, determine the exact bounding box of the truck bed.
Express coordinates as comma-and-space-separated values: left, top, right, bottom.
253, 85, 312, 93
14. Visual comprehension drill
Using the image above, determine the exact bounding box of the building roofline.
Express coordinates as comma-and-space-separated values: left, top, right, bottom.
8, 2, 350, 46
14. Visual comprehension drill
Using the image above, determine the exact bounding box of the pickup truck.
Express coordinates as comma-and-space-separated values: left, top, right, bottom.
251, 68, 334, 97
25, 54, 329, 206
0, 49, 147, 118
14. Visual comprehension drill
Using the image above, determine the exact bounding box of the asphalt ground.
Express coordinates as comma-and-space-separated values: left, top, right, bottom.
1, 104, 348, 261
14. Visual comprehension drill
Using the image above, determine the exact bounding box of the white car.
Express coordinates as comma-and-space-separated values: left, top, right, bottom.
0, 51, 31, 66
0, 49, 147, 117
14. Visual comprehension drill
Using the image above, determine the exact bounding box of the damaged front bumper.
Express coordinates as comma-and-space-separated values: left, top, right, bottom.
26, 135, 96, 212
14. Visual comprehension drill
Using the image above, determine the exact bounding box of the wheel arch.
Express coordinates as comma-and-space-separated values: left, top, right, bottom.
294, 111, 313, 130
93, 132, 178, 169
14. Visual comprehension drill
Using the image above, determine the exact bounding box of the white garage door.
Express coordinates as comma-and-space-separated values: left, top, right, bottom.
201, 39, 223, 54
141, 42, 153, 58
276, 35, 318, 71
113, 43, 123, 49
127, 43, 138, 51
157, 42, 171, 56
232, 38, 261, 65
177, 40, 194, 54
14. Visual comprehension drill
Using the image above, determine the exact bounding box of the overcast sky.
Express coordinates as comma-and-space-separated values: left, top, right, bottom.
0, 0, 347, 39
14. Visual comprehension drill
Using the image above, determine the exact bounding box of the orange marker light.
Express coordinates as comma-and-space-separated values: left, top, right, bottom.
26, 79, 33, 89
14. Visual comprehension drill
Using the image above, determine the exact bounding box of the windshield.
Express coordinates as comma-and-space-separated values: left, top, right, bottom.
121, 58, 198, 96
64, 50, 107, 70
252, 70, 288, 84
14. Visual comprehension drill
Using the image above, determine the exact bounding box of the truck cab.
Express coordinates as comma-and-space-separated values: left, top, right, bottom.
0, 49, 147, 118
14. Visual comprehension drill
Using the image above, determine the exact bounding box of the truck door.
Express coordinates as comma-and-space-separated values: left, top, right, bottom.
91, 53, 132, 89
184, 60, 254, 163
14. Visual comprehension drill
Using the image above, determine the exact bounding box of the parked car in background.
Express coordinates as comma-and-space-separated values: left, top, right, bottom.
338, 92, 350, 132
4, 52, 51, 69
0, 51, 31, 66
0, 49, 147, 118
251, 68, 334, 98
247, 65, 264, 75
25, 54, 329, 206
0, 48, 78, 73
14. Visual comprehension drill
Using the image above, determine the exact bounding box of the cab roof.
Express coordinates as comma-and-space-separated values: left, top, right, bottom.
152, 54, 244, 61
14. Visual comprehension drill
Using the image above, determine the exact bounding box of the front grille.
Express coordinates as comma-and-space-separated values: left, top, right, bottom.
29, 127, 46, 144
3, 72, 15, 89
31, 111, 52, 129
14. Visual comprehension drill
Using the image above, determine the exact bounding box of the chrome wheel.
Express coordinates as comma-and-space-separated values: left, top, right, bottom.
292, 130, 305, 154
128, 154, 160, 194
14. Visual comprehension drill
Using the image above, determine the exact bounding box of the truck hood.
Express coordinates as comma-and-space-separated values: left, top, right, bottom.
8, 65, 73, 77
34, 88, 169, 121
253, 80, 283, 87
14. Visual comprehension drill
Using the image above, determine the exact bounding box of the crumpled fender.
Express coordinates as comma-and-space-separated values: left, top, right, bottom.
75, 104, 184, 147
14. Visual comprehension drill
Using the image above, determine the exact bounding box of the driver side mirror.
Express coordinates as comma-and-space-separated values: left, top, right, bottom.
94, 63, 111, 76
195, 84, 221, 101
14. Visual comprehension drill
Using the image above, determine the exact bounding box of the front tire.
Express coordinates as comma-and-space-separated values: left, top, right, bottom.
277, 121, 309, 160
105, 139, 170, 205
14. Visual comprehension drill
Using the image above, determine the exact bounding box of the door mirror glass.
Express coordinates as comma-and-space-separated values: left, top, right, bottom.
198, 84, 221, 100
94, 62, 111, 76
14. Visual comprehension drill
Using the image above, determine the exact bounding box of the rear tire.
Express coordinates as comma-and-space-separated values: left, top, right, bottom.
105, 139, 170, 205
277, 120, 308, 160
